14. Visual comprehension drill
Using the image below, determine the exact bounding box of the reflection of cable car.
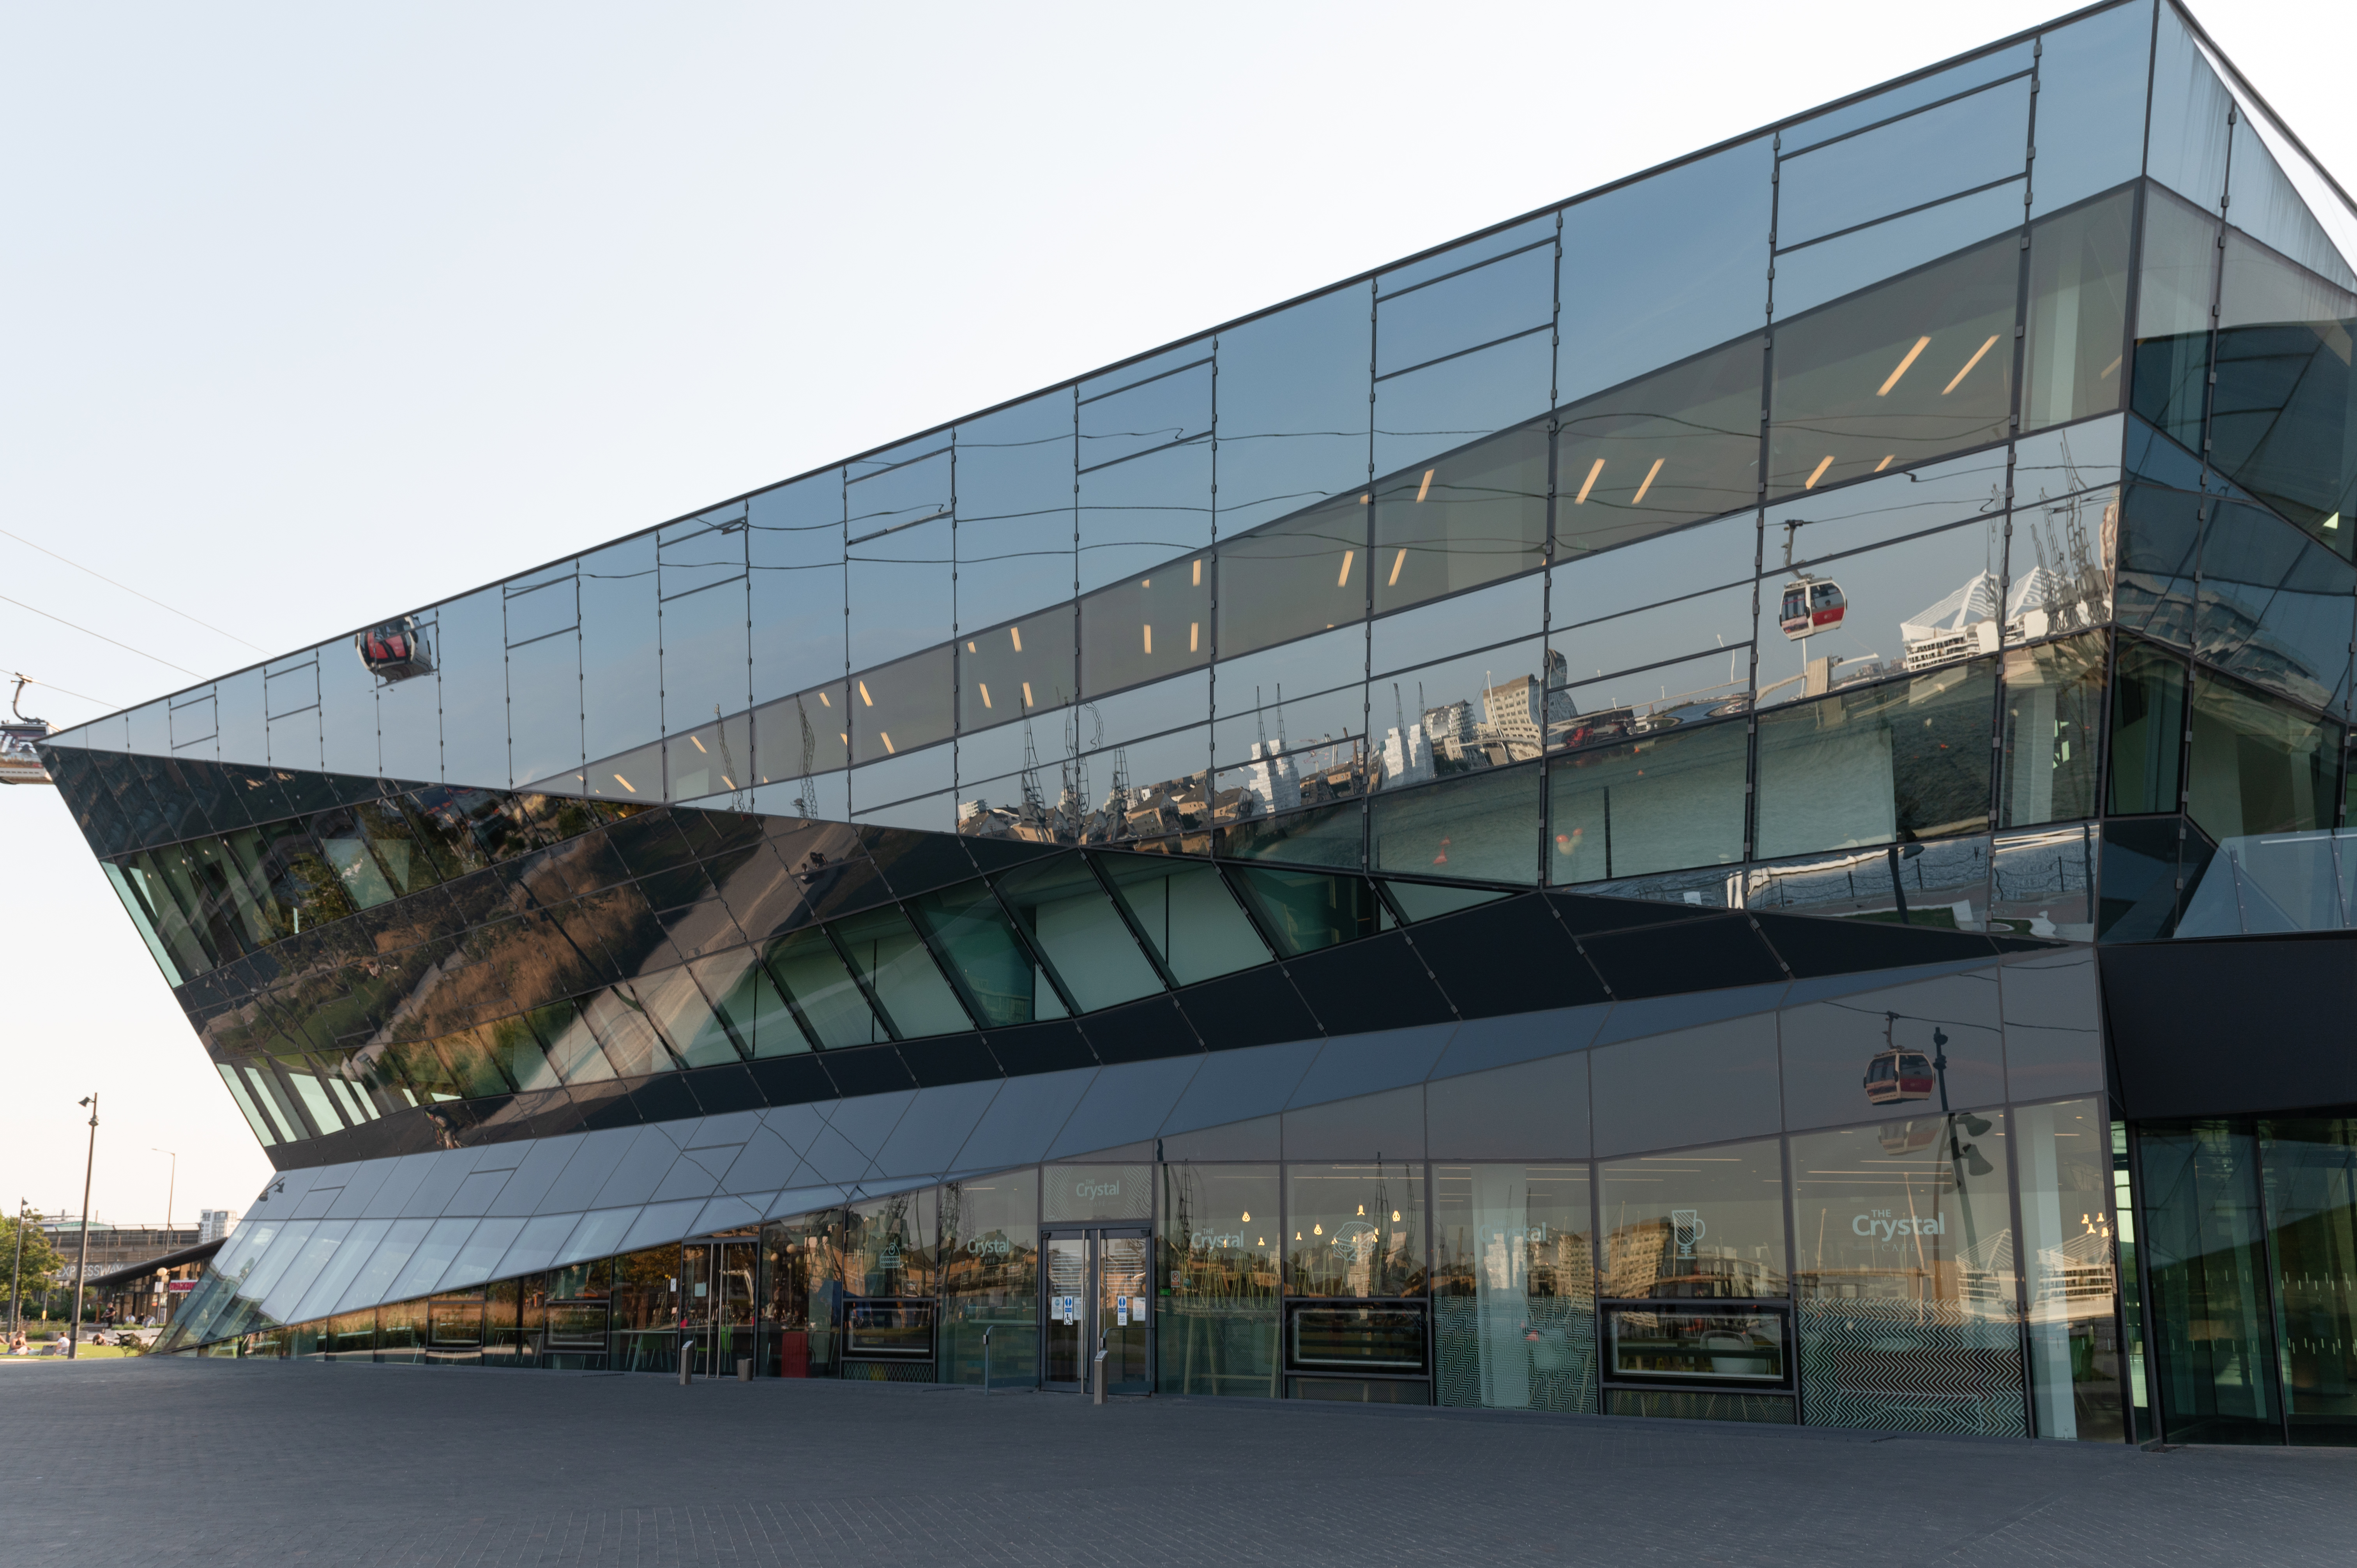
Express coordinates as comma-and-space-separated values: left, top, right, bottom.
355, 617, 431, 682
1877, 1119, 1940, 1156
1862, 1047, 1935, 1105
0, 677, 51, 786
1779, 576, 1846, 640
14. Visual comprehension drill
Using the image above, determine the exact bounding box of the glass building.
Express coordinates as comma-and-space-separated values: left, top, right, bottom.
39, 0, 2357, 1443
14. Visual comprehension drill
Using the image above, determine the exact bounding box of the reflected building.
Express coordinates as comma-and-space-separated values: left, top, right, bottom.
30, 1, 2357, 1444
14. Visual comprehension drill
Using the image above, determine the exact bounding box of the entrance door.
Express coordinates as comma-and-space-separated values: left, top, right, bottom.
1042, 1228, 1152, 1394
680, 1240, 761, 1377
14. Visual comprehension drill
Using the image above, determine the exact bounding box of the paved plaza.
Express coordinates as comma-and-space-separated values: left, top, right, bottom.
4, 1358, 2352, 1566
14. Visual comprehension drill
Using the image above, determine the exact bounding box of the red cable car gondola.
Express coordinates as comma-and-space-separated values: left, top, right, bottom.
1861, 1046, 1936, 1106
355, 616, 432, 682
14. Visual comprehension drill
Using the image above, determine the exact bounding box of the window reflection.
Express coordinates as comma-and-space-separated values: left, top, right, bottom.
1556, 341, 1765, 557
1770, 234, 2018, 498
1754, 659, 1998, 861
1078, 558, 1210, 697
1217, 499, 1368, 662
958, 607, 1076, 735
1600, 1139, 1788, 1300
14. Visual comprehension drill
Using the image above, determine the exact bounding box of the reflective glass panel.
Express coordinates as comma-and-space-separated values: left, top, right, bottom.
1079, 358, 1211, 595
2029, 1, 2157, 218
1370, 762, 1541, 885
2131, 184, 2221, 455
1754, 660, 1998, 860
2024, 187, 2136, 432
765, 927, 883, 1048
959, 606, 1077, 734
1777, 75, 2029, 248
1431, 1164, 1597, 1413
1790, 1116, 2024, 1436
851, 645, 953, 766
1286, 1163, 1426, 1299
956, 394, 1075, 633
2000, 633, 2107, 828
1215, 288, 1370, 537
1599, 1137, 1787, 1299
2210, 229, 2357, 555
992, 854, 1163, 1012
748, 473, 846, 710
580, 537, 662, 766
1548, 717, 1748, 885
1078, 556, 1210, 696
2185, 670, 2336, 842
832, 904, 970, 1038
1160, 1164, 1280, 1397
1217, 499, 1368, 662
1769, 235, 2018, 498
1096, 853, 1269, 984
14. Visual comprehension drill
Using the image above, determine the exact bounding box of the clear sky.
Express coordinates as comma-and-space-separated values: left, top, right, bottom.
1, 1, 2346, 1227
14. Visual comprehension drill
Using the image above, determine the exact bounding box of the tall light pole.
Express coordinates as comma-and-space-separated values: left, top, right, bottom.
8, 1200, 27, 1340
69, 1096, 97, 1360
152, 1149, 177, 1235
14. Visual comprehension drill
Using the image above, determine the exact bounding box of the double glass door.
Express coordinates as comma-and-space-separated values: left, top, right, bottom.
681, 1240, 759, 1377
1044, 1229, 1151, 1394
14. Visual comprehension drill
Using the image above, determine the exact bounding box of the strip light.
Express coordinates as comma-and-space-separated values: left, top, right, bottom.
1337, 549, 1355, 588
1389, 549, 1408, 586
1878, 336, 1932, 396
1942, 335, 2000, 395
1417, 469, 1435, 502
1574, 458, 1605, 505
1804, 455, 1836, 489
1631, 458, 1665, 506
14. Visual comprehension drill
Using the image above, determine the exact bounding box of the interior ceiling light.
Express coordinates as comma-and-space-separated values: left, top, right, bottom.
1631, 457, 1665, 505
1573, 457, 1606, 505
1804, 455, 1836, 489
1941, 335, 2000, 395
1877, 335, 1931, 396
1417, 468, 1435, 502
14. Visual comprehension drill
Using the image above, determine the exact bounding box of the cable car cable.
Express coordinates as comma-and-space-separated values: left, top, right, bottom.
3, 669, 117, 710
0, 593, 202, 677
0, 526, 267, 653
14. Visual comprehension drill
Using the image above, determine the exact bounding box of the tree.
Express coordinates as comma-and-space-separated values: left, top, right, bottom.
3, 1214, 67, 1321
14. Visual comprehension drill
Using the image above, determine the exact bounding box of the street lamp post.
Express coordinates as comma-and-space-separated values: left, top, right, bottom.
69, 1095, 97, 1360
153, 1149, 177, 1236
8, 1200, 27, 1340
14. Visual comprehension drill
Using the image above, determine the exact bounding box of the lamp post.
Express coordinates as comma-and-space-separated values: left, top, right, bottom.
69, 1095, 97, 1360
8, 1200, 27, 1340
153, 1149, 177, 1236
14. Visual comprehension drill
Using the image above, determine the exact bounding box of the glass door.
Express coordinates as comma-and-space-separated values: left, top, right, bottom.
1042, 1229, 1152, 1393
1045, 1234, 1089, 1388
714, 1240, 758, 1377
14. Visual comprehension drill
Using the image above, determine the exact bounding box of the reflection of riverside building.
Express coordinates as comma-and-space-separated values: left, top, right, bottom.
37, 4, 2357, 1447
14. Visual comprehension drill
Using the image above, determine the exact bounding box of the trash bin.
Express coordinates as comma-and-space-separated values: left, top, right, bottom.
736, 1356, 753, 1382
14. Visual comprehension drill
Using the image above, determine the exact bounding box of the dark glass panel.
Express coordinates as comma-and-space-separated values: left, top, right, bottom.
2209, 229, 2357, 555
2258, 1118, 2357, 1446
1769, 234, 2018, 498
1754, 660, 1998, 860
959, 605, 1077, 735
1214, 288, 1370, 537
1777, 75, 2029, 248
992, 854, 1163, 1012
432, 1026, 518, 1099
579, 535, 663, 767
955, 393, 1075, 633
2116, 472, 2200, 648
2108, 639, 2188, 815
906, 877, 1052, 1028
665, 710, 754, 805
2141, 1121, 2283, 1444
2024, 187, 2136, 432
1096, 853, 1269, 984
1555, 340, 1764, 561
2197, 502, 2356, 713
1368, 421, 1545, 616
306, 805, 399, 911
634, 964, 738, 1069
1559, 137, 1771, 408
2185, 670, 2337, 842
1078, 555, 1210, 696
831, 903, 970, 1038
1217, 499, 1369, 662
850, 645, 953, 766
1370, 761, 1541, 884
765, 926, 885, 1048
1548, 716, 1747, 885
1222, 863, 1380, 956
1999, 633, 2107, 828
750, 683, 849, 803
2130, 184, 2222, 456
747, 472, 846, 711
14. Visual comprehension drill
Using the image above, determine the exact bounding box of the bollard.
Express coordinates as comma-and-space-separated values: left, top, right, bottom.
736, 1356, 753, 1382
1093, 1349, 1108, 1405
982, 1327, 991, 1397
678, 1337, 694, 1386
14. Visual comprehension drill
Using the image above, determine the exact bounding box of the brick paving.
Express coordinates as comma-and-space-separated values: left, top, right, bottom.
4, 1357, 2352, 1566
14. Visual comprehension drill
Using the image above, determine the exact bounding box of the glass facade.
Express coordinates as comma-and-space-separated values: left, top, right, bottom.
38, 1, 2357, 1443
